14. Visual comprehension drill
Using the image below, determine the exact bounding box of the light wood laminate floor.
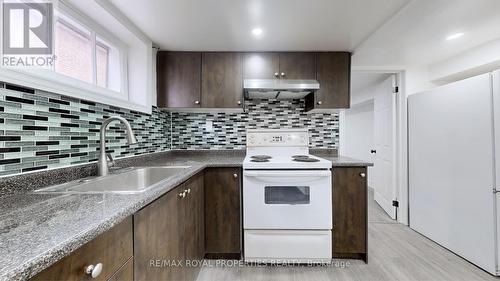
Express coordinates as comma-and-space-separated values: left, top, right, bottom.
197, 189, 498, 281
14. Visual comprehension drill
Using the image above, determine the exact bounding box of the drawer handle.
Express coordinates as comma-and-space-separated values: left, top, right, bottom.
317, 101, 323, 105
194, 100, 200, 105
85, 263, 103, 278
184, 188, 191, 194
233, 173, 238, 178
179, 191, 186, 198
360, 172, 366, 178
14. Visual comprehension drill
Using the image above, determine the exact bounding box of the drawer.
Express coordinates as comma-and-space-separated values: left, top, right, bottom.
31, 217, 133, 281
244, 229, 332, 263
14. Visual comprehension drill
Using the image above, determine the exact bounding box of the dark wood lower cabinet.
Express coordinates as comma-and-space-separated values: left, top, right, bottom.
107, 257, 133, 281
134, 172, 204, 281
31, 217, 133, 281
332, 167, 368, 262
31, 164, 373, 280
204, 167, 241, 258
182, 172, 205, 281
134, 184, 184, 281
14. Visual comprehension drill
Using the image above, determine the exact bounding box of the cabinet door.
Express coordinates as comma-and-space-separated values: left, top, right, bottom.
31, 217, 133, 281
278, 52, 316, 79
107, 257, 133, 281
201, 52, 243, 108
134, 185, 185, 281
243, 53, 279, 79
157, 51, 201, 108
332, 167, 367, 261
182, 172, 205, 281
314, 52, 351, 109
204, 168, 241, 257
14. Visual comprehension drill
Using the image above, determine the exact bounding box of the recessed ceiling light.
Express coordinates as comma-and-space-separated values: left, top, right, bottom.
252, 28, 263, 36
446, 32, 464, 41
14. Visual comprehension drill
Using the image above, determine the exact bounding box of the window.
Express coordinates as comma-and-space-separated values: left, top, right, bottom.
0, 0, 152, 113
264, 186, 310, 205
54, 7, 124, 93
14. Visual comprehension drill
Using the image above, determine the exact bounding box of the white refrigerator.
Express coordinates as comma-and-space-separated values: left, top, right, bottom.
408, 70, 500, 276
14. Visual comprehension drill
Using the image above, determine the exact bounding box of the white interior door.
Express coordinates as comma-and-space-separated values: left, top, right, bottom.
493, 70, 500, 275
408, 73, 497, 275
373, 75, 397, 219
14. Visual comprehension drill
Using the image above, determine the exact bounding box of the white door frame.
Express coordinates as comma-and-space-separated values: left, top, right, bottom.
342, 67, 408, 225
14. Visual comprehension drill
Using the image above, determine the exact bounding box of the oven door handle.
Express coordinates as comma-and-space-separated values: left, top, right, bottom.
243, 171, 331, 177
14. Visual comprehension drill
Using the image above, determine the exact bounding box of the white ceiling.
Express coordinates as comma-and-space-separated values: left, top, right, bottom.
351, 73, 391, 96
352, 0, 500, 67
110, 0, 500, 67
110, 0, 409, 51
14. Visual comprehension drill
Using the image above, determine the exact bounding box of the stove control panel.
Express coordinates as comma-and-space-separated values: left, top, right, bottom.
246, 129, 309, 147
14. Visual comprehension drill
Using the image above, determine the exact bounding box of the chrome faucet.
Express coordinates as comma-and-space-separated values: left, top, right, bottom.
98, 116, 137, 176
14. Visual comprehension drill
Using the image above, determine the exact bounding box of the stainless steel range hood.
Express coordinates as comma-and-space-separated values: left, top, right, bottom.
244, 79, 320, 99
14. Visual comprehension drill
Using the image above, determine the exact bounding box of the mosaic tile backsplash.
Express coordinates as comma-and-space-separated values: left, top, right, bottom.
0, 84, 169, 177
169, 99, 339, 150
0, 83, 338, 177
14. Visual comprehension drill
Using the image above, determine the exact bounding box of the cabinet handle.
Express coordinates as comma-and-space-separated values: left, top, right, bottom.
360, 172, 366, 178
233, 173, 238, 179
194, 100, 200, 105
85, 263, 103, 278
280, 72, 285, 77
237, 100, 242, 106
317, 101, 323, 105
274, 72, 279, 78
184, 188, 191, 194
178, 191, 186, 198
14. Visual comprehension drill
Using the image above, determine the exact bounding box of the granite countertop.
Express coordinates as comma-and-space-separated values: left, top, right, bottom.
0, 150, 371, 281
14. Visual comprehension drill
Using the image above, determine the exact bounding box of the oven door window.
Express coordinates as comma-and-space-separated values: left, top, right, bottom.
264, 186, 310, 205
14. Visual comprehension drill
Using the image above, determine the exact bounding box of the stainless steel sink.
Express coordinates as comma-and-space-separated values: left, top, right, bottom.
34, 166, 191, 194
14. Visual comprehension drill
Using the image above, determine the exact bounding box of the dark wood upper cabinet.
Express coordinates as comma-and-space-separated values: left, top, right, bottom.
278, 52, 316, 79
201, 52, 243, 108
243, 52, 315, 80
157, 51, 201, 108
332, 167, 368, 262
157, 51, 350, 110
243, 53, 279, 79
204, 167, 241, 258
308, 52, 351, 109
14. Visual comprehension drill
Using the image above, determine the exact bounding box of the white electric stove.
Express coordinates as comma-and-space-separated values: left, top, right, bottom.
243, 129, 333, 264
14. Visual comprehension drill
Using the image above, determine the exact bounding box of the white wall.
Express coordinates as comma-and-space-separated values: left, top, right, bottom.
343, 101, 375, 187
429, 37, 500, 83
404, 37, 500, 97
405, 66, 439, 96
